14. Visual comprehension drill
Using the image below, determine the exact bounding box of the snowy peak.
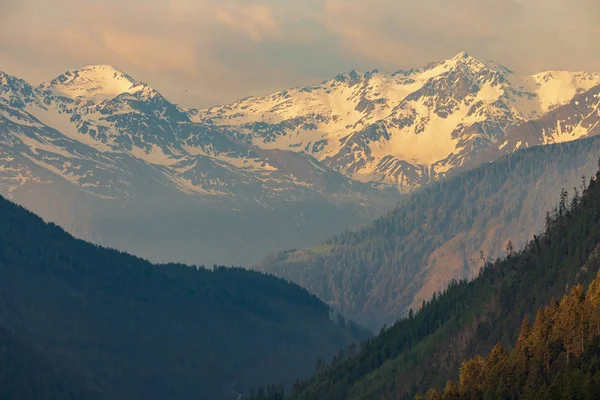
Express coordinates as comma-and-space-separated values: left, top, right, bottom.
331, 69, 375, 85
394, 52, 506, 77
453, 51, 470, 59
447, 51, 488, 67
528, 70, 600, 113
191, 53, 600, 191
38, 65, 138, 102
0, 71, 32, 92
0, 71, 13, 86
497, 83, 600, 153
0, 71, 37, 108
423, 52, 511, 83
440, 51, 479, 69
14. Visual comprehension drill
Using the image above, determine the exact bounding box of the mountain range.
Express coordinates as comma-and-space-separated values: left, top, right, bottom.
1, 53, 599, 266
193, 52, 600, 189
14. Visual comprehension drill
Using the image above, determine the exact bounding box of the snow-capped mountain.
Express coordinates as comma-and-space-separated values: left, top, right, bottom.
0, 65, 396, 266
193, 52, 600, 191
496, 83, 600, 154
38, 65, 139, 101
1, 54, 599, 265
1, 65, 382, 201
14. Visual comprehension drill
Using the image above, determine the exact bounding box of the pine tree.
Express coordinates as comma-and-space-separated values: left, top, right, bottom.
459, 355, 485, 398
424, 388, 443, 400
529, 306, 554, 377
506, 240, 515, 256
442, 381, 460, 400
553, 285, 585, 364
559, 188, 569, 217
481, 343, 508, 397
585, 276, 600, 337
509, 317, 531, 397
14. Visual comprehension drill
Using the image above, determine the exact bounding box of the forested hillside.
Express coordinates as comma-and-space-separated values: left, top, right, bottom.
416, 270, 600, 399
0, 327, 102, 399
0, 197, 368, 400
249, 159, 600, 400
258, 136, 600, 328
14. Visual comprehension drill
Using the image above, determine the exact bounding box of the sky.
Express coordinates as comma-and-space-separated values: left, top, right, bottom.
1, 0, 598, 108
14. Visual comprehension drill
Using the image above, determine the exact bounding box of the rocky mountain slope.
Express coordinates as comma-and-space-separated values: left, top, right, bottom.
194, 52, 600, 191
497, 83, 600, 154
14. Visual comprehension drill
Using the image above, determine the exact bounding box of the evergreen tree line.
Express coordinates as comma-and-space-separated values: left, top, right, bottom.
417, 269, 600, 400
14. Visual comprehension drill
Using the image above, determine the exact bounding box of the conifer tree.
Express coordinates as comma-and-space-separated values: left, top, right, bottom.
423, 388, 443, 400
459, 355, 485, 398
509, 317, 531, 397
442, 381, 460, 400
417, 271, 600, 400
553, 285, 584, 364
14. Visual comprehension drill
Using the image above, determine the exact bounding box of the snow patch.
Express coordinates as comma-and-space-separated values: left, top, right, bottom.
129, 144, 181, 166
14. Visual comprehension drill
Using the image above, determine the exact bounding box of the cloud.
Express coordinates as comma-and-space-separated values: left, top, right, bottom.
101, 30, 198, 75
215, 4, 280, 42
0, 0, 598, 107
320, 0, 600, 73
0, 0, 17, 21
0, 0, 300, 105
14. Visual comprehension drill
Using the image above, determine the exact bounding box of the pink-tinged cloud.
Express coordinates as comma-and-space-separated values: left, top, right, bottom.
320, 0, 599, 73
216, 4, 281, 42
101, 30, 198, 75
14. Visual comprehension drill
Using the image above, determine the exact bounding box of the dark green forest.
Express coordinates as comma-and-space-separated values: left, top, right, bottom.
249, 161, 600, 399
0, 326, 103, 399
0, 196, 368, 400
258, 135, 600, 329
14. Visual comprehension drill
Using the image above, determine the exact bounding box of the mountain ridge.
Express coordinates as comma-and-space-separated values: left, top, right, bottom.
3, 53, 599, 199
193, 52, 600, 190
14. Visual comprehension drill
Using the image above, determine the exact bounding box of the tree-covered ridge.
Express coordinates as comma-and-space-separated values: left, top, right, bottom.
250, 161, 600, 400
0, 196, 368, 400
417, 269, 600, 400
258, 136, 600, 329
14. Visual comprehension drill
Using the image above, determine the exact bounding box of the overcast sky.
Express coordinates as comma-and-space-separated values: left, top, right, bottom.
1, 0, 598, 108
